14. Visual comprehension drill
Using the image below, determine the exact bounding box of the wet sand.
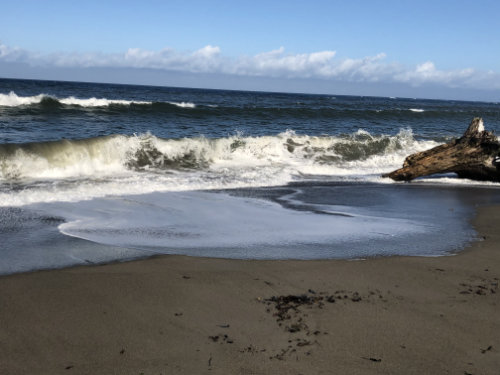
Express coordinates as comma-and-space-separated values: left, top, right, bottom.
0, 206, 499, 374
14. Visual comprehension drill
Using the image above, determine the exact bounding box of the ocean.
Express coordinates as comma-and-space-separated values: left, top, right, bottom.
1, 78, 500, 274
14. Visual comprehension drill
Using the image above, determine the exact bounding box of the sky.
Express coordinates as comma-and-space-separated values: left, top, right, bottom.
1, 0, 500, 101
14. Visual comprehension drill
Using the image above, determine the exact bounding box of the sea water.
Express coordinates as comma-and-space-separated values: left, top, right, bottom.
1, 78, 500, 274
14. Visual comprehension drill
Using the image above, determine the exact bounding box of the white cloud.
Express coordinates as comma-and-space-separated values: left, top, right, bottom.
228, 47, 337, 78
394, 61, 477, 87
119, 45, 223, 72
193, 45, 220, 58
0, 44, 31, 62
1, 42, 499, 90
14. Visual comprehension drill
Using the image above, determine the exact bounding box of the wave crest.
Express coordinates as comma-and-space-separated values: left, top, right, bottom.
0, 92, 46, 106
0, 91, 196, 109
0, 130, 435, 181
0, 129, 442, 206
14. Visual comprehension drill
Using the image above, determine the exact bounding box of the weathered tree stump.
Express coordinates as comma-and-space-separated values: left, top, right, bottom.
383, 118, 500, 182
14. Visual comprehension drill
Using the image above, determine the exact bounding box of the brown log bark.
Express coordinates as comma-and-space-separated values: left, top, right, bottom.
382, 118, 500, 182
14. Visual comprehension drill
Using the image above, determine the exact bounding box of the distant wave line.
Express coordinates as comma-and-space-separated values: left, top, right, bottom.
0, 91, 196, 109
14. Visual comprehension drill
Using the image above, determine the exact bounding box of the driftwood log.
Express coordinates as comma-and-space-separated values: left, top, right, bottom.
383, 118, 500, 182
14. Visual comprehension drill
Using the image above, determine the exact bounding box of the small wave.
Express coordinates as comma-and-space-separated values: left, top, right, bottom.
167, 101, 196, 108
59, 96, 151, 107
0, 91, 198, 109
0, 92, 46, 107
409, 108, 425, 113
0, 91, 151, 107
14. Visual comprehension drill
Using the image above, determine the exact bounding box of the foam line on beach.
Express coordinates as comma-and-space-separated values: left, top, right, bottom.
48, 190, 429, 258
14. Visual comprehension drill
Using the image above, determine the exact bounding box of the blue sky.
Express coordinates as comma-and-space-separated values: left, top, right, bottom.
1, 0, 500, 100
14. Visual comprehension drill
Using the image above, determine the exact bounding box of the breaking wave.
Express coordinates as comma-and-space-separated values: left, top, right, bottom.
0, 91, 195, 108
0, 128, 435, 185
1, 110, 495, 207
4, 128, 496, 207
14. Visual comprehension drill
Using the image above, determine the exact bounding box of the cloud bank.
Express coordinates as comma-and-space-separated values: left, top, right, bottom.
1, 43, 499, 91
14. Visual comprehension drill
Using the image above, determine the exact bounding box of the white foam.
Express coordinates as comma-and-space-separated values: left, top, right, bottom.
0, 130, 444, 207
167, 101, 196, 108
59, 96, 150, 106
0, 135, 135, 180
52, 191, 425, 254
415, 176, 500, 187
409, 108, 425, 112
0, 91, 45, 106
0, 91, 199, 108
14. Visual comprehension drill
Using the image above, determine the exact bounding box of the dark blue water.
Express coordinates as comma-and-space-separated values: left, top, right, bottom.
2, 78, 500, 144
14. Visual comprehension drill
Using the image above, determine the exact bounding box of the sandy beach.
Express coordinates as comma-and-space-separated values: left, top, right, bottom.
1, 205, 499, 375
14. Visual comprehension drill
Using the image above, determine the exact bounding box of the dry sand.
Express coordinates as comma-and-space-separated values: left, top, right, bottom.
0, 205, 499, 374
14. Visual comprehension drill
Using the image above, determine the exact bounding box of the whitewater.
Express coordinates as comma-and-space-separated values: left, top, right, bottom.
0, 91, 196, 108
0, 129, 440, 206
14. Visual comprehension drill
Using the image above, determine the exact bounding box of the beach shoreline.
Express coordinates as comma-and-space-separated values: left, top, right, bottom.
1, 205, 499, 374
